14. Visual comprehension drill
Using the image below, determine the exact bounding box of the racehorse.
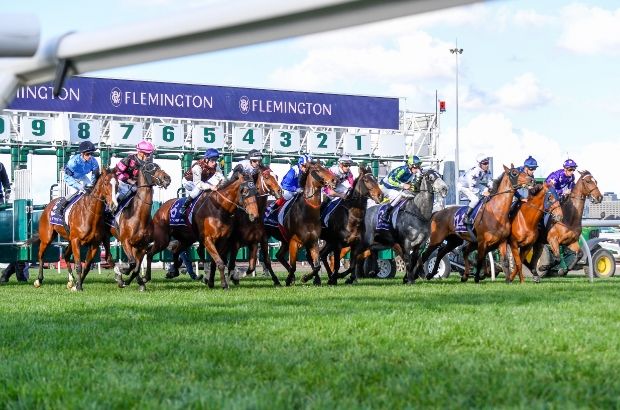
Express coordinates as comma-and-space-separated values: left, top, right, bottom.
352, 169, 448, 284
146, 172, 259, 290
499, 183, 563, 283
528, 170, 602, 278
31, 168, 118, 291
318, 165, 384, 285
210, 165, 283, 286
264, 161, 337, 286
415, 165, 533, 283
109, 162, 171, 291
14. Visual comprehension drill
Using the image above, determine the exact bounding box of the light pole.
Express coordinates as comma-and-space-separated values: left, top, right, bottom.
450, 40, 463, 204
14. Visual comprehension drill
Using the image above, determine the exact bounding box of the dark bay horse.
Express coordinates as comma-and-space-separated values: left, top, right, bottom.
499, 183, 563, 283
528, 170, 602, 278
264, 161, 337, 286
319, 165, 384, 285
352, 169, 448, 284
31, 168, 118, 291
416, 165, 533, 283
146, 172, 259, 289
211, 165, 283, 286
110, 162, 171, 291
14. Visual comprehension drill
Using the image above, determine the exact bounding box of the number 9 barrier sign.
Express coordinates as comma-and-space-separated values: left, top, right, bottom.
22, 117, 54, 142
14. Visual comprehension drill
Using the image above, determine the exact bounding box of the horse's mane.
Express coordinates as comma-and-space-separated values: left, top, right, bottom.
578, 170, 591, 179
299, 167, 309, 188
220, 172, 246, 190
489, 172, 505, 194
529, 182, 543, 196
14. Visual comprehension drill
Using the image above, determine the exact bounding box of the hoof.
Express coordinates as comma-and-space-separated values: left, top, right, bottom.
33, 279, 41, 288
460, 276, 468, 283
66, 281, 74, 289
165, 271, 180, 279
231, 278, 240, 286
273, 281, 282, 287
222, 285, 229, 291
300, 274, 310, 284
191, 274, 204, 282
532, 275, 541, 283
207, 281, 215, 289
327, 278, 338, 286
138, 285, 146, 292
313, 277, 321, 286
405, 279, 416, 285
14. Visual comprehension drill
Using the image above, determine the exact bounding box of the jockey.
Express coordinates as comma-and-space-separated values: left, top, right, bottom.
180, 148, 225, 214
115, 140, 154, 202
324, 155, 354, 200
0, 162, 10, 205
58, 140, 100, 213
266, 154, 311, 216
376, 155, 423, 231
457, 153, 493, 226
230, 149, 263, 177
545, 158, 577, 199
514, 155, 538, 201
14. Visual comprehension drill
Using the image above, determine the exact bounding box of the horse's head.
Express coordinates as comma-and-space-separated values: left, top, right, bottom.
356, 165, 384, 204
141, 162, 171, 189
307, 161, 338, 189
96, 168, 118, 213
504, 164, 534, 190
238, 173, 260, 222
544, 184, 564, 223
424, 169, 448, 198
257, 166, 282, 199
576, 170, 603, 204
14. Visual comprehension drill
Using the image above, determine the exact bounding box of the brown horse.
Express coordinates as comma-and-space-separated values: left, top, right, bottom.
529, 170, 602, 278
146, 172, 259, 289
264, 161, 337, 286
415, 165, 533, 283
31, 168, 118, 290
319, 165, 384, 285
109, 161, 171, 291
500, 183, 563, 283
211, 165, 283, 286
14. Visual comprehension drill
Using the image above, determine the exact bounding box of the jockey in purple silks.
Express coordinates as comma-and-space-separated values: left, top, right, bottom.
545, 158, 577, 199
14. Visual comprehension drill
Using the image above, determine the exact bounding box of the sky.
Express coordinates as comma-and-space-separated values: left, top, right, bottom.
2, 0, 620, 203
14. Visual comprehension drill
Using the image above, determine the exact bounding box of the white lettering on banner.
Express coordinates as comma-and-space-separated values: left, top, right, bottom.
246, 99, 332, 116
15, 86, 80, 101
121, 91, 214, 109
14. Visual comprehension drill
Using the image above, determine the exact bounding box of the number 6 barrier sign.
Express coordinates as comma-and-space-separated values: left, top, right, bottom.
152, 124, 184, 148
233, 127, 263, 152
272, 129, 300, 153
109, 121, 143, 146
69, 119, 102, 145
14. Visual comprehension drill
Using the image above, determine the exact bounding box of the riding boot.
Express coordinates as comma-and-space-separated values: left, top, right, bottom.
374, 204, 394, 244
462, 206, 474, 226
179, 197, 193, 215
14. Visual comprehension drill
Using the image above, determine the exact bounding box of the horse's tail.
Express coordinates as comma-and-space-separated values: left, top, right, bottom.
24, 233, 40, 246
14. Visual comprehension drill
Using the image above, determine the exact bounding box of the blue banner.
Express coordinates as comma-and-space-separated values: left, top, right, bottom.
8, 76, 399, 129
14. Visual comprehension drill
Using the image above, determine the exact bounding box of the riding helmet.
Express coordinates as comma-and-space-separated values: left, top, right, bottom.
476, 153, 489, 164
338, 154, 353, 166
523, 156, 538, 169
406, 155, 422, 168
298, 154, 312, 165
79, 140, 96, 154
204, 148, 220, 160
247, 149, 263, 161
136, 140, 155, 154
563, 158, 577, 169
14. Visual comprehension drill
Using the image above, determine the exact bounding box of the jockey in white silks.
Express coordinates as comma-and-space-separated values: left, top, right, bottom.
457, 153, 493, 226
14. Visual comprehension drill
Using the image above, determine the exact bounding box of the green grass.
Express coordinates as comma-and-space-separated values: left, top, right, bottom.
1, 270, 620, 409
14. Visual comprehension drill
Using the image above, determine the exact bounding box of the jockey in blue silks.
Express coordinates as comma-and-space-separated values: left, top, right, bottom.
514, 155, 538, 201
266, 155, 312, 218
457, 153, 493, 226
59, 140, 100, 213
545, 159, 577, 199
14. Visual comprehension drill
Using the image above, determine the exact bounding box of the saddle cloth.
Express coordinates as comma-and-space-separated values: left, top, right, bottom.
454, 200, 484, 233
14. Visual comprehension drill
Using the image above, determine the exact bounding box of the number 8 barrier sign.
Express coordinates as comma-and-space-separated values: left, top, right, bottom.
69, 119, 102, 145
151, 124, 184, 148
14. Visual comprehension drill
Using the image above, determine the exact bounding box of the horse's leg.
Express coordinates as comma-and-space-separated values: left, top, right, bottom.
461, 242, 476, 282
208, 260, 216, 288
260, 237, 281, 286
319, 241, 336, 284
330, 246, 342, 286
420, 236, 461, 281
34, 223, 57, 288
507, 239, 522, 283
75, 244, 99, 291
473, 242, 488, 284
565, 240, 581, 271
131, 247, 148, 292
225, 244, 240, 285
62, 245, 76, 288
102, 235, 115, 269
70, 239, 84, 291
302, 242, 322, 286
276, 241, 294, 286
202, 238, 229, 290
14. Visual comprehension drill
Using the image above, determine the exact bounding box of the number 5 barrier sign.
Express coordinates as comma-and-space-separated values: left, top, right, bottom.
109, 121, 143, 146
307, 131, 336, 154
272, 129, 300, 153
0, 115, 9, 141
342, 133, 371, 156
152, 124, 184, 148
69, 119, 102, 145
192, 125, 224, 149
22, 117, 54, 142
233, 127, 263, 152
